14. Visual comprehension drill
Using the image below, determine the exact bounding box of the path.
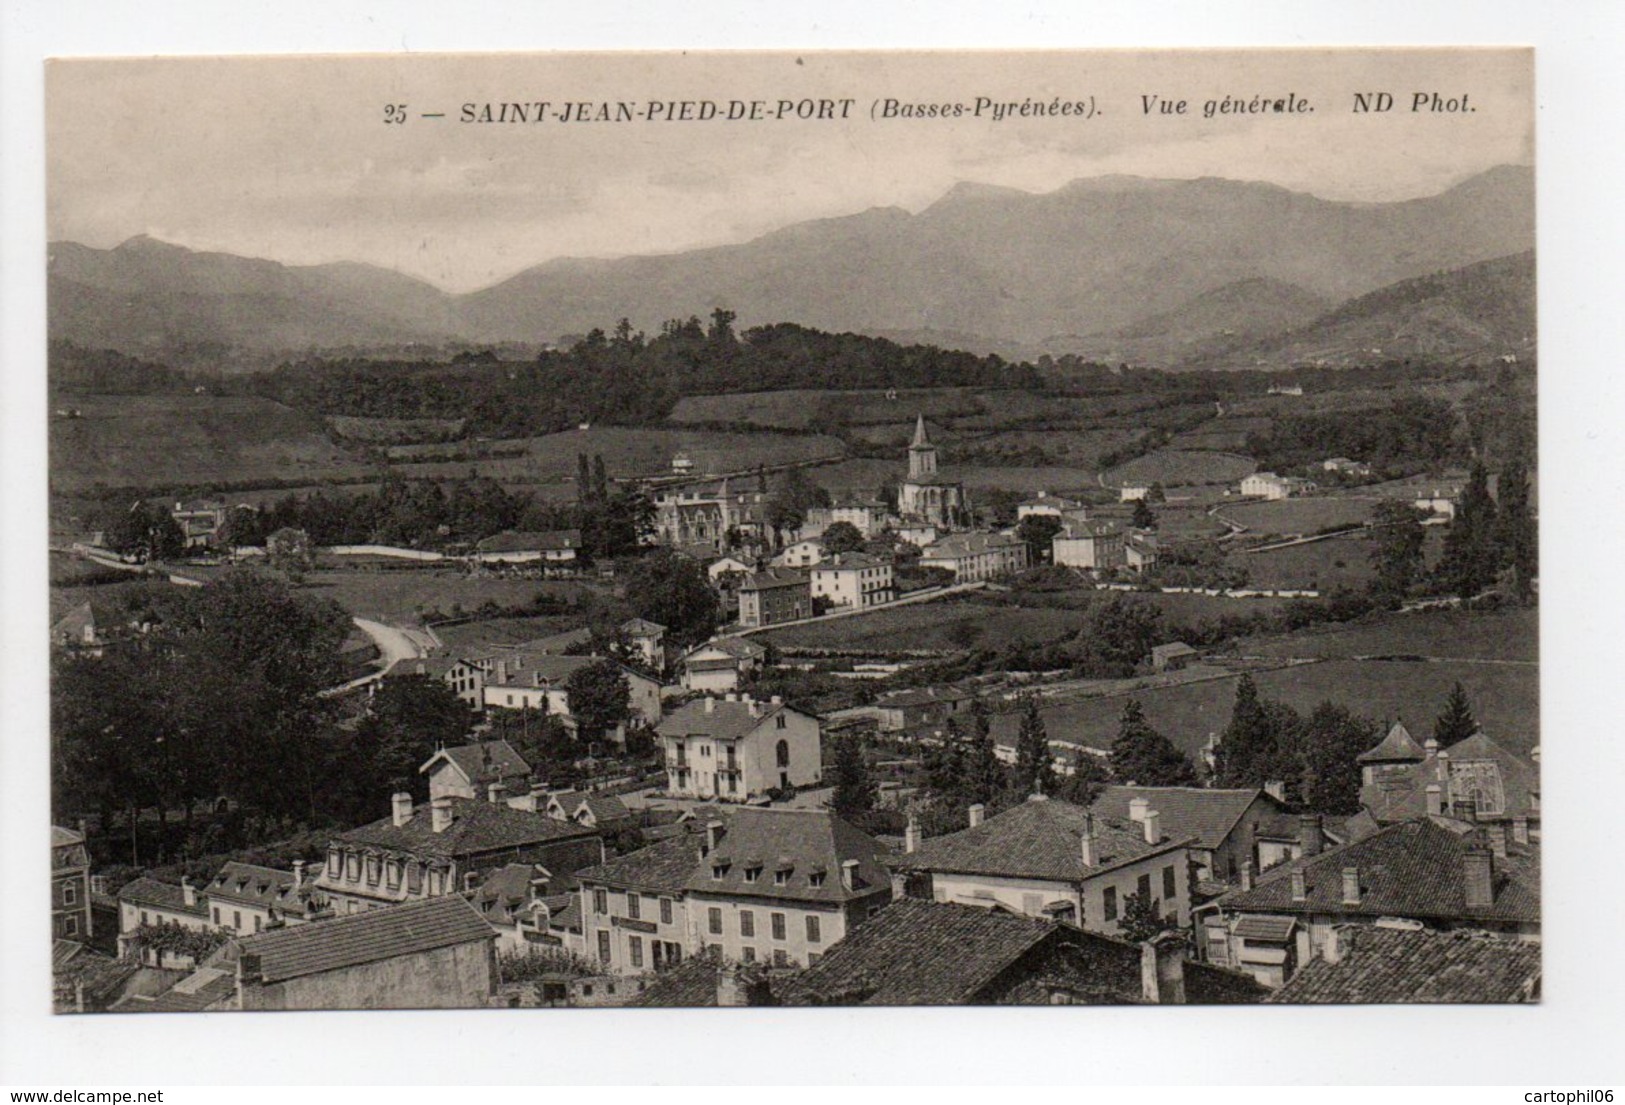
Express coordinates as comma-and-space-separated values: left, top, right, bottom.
321, 617, 429, 697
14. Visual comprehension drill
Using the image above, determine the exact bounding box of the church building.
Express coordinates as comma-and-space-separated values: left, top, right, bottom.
897, 415, 968, 529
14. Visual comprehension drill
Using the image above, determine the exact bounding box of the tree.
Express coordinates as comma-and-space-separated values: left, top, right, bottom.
565, 659, 633, 743
1298, 701, 1377, 815
1059, 747, 1109, 806
621, 550, 720, 649
1433, 682, 1478, 747
1118, 891, 1181, 944
821, 521, 865, 554
1131, 498, 1157, 530
359, 675, 476, 794
829, 730, 877, 820
105, 500, 185, 562
1015, 514, 1064, 564
1368, 500, 1426, 607
923, 717, 968, 800
962, 698, 1005, 805
765, 468, 829, 545
1109, 699, 1199, 787
1011, 696, 1056, 798
1212, 674, 1303, 795
1436, 460, 1500, 600
1081, 595, 1166, 676
1494, 453, 1537, 600
266, 527, 315, 581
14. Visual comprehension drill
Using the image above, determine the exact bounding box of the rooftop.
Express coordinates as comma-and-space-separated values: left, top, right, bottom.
740, 567, 810, 591
117, 876, 208, 916
893, 795, 1188, 883
232, 894, 494, 984
334, 796, 597, 861
1086, 786, 1275, 852
656, 696, 798, 742
1357, 720, 1427, 764
476, 529, 580, 554
1268, 927, 1541, 1004
619, 618, 666, 637
206, 862, 319, 914
922, 532, 1025, 559
421, 740, 532, 787
1361, 731, 1539, 823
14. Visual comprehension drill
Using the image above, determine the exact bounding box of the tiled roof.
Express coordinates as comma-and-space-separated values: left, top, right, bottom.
52, 825, 85, 847
1057, 521, 1121, 540
471, 863, 549, 923
207, 862, 319, 914
620, 618, 666, 637
687, 637, 765, 661
485, 653, 598, 688
814, 552, 889, 571
1087, 786, 1272, 852
391, 656, 469, 679
923, 532, 1024, 559
877, 685, 973, 708
425, 740, 532, 787
577, 826, 710, 893
1220, 818, 1540, 925
1232, 915, 1297, 942
685, 657, 741, 673
625, 948, 734, 1007
894, 796, 1188, 883
1361, 731, 1539, 823
1269, 927, 1542, 1004
1358, 720, 1427, 764
234, 895, 494, 984
509, 627, 592, 654
117, 877, 208, 916
1150, 642, 1198, 659
336, 796, 597, 861
684, 808, 891, 904
476, 529, 580, 553
656, 697, 797, 742
740, 567, 809, 592
115, 968, 238, 1013
578, 793, 632, 824
783, 899, 1057, 1005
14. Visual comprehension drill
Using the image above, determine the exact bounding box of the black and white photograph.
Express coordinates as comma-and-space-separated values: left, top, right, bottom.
38, 46, 1545, 1018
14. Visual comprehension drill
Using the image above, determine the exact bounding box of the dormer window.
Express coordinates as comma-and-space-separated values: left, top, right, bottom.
711, 862, 730, 881
744, 866, 762, 884
808, 871, 826, 888
774, 870, 789, 887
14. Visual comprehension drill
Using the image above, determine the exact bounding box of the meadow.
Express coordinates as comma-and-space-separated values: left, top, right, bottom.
1102, 449, 1257, 489
1223, 497, 1377, 536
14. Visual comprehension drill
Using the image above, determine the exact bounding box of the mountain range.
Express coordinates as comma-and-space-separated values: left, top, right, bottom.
48, 165, 1534, 367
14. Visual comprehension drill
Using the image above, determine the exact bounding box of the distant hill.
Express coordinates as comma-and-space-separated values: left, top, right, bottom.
1205, 250, 1536, 368
49, 165, 1534, 360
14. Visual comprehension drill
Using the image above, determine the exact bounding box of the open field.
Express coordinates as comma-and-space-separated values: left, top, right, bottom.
1102, 449, 1257, 489
810, 460, 1106, 498
990, 654, 1537, 761
669, 388, 984, 430
49, 394, 367, 492
433, 615, 586, 651
1239, 607, 1537, 663
1224, 497, 1376, 535
1233, 534, 1378, 591
295, 569, 601, 625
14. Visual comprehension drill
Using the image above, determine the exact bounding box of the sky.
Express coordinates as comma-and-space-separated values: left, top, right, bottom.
47, 48, 1533, 292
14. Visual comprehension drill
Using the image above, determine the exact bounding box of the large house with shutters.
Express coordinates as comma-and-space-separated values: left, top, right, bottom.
656, 694, 822, 801
52, 826, 92, 942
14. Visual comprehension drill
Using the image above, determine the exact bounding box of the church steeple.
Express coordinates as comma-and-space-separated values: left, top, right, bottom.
911, 413, 930, 448
908, 414, 937, 479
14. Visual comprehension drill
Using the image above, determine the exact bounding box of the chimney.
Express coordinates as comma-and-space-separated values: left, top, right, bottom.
392, 792, 414, 827
1340, 866, 1361, 907
1487, 823, 1507, 859
748, 698, 761, 718
1512, 816, 1529, 845
904, 814, 920, 854
1464, 846, 1494, 909
1263, 780, 1286, 802
1322, 925, 1351, 965
1128, 797, 1150, 823
1239, 860, 1254, 892
488, 782, 507, 805
716, 963, 771, 1007
704, 697, 717, 715
1424, 737, 1439, 755
725, 692, 738, 703
1425, 784, 1443, 817
1299, 814, 1324, 857
705, 820, 724, 855
181, 877, 196, 908
431, 796, 454, 834
770, 695, 782, 706
840, 859, 860, 892
1142, 809, 1161, 845
968, 803, 985, 829
1079, 813, 1097, 868
1139, 934, 1187, 1005
1436, 751, 1450, 782
291, 860, 306, 888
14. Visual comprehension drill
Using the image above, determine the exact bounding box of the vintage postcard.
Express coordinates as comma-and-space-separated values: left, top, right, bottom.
45, 48, 1537, 1014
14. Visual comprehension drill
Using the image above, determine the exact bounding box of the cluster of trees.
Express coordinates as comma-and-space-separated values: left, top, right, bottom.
997, 594, 1169, 678
1436, 458, 1537, 601
1209, 675, 1378, 814
1245, 395, 1462, 474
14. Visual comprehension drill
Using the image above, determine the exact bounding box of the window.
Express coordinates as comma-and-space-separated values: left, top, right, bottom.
254, 916, 262, 932
594, 888, 608, 915
742, 946, 756, 963
327, 849, 342, 876
660, 897, 673, 925
597, 931, 611, 963
387, 861, 401, 889
1103, 887, 1118, 922
744, 867, 760, 884
773, 949, 790, 967
406, 863, 422, 893
213, 907, 221, 924
809, 871, 825, 888
806, 915, 821, 943
629, 936, 644, 969
776, 739, 790, 767
774, 869, 790, 886
739, 909, 755, 937
140, 911, 149, 926
1162, 864, 1177, 900
1137, 873, 1152, 901
63, 884, 77, 906
233, 910, 242, 930
626, 891, 641, 920
771, 912, 787, 941
708, 907, 723, 935
776, 714, 787, 730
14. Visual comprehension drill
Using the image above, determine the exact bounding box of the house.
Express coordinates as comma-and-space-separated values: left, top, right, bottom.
1267, 925, 1541, 1004
468, 862, 578, 954
892, 795, 1197, 938
1203, 817, 1540, 988
737, 567, 812, 628
778, 898, 1266, 1006
1322, 457, 1373, 477
384, 655, 486, 709
1240, 472, 1316, 500
801, 500, 888, 539
471, 529, 581, 566
315, 791, 604, 915
205, 861, 331, 935
170, 498, 227, 549
1017, 492, 1086, 520
671, 452, 694, 474
873, 685, 975, 735
51, 601, 108, 653
810, 552, 895, 609
657, 693, 822, 801
1052, 521, 1125, 572
53, 825, 92, 942
1360, 729, 1540, 836
1084, 786, 1292, 890
1118, 485, 1152, 503
898, 415, 969, 529
619, 617, 666, 670
481, 653, 662, 734
681, 637, 767, 694
577, 807, 892, 974
1150, 641, 1199, 672
919, 531, 1029, 582
653, 481, 772, 552
421, 740, 533, 802
1125, 534, 1160, 573
116, 877, 212, 963
53, 941, 141, 1014
210, 894, 497, 1010
543, 790, 633, 830
773, 537, 826, 568
705, 554, 756, 583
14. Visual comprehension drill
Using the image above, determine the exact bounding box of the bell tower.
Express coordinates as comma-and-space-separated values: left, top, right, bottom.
907, 414, 937, 480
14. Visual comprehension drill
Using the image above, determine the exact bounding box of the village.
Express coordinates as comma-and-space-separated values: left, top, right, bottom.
49, 404, 1541, 1012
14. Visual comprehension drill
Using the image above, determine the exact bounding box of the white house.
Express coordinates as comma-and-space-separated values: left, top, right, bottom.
1052, 521, 1126, 571
810, 552, 895, 609
682, 638, 767, 694
658, 694, 822, 802
919, 532, 1028, 582
1017, 492, 1086, 520
773, 538, 826, 569
472, 529, 582, 565
1240, 473, 1316, 501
